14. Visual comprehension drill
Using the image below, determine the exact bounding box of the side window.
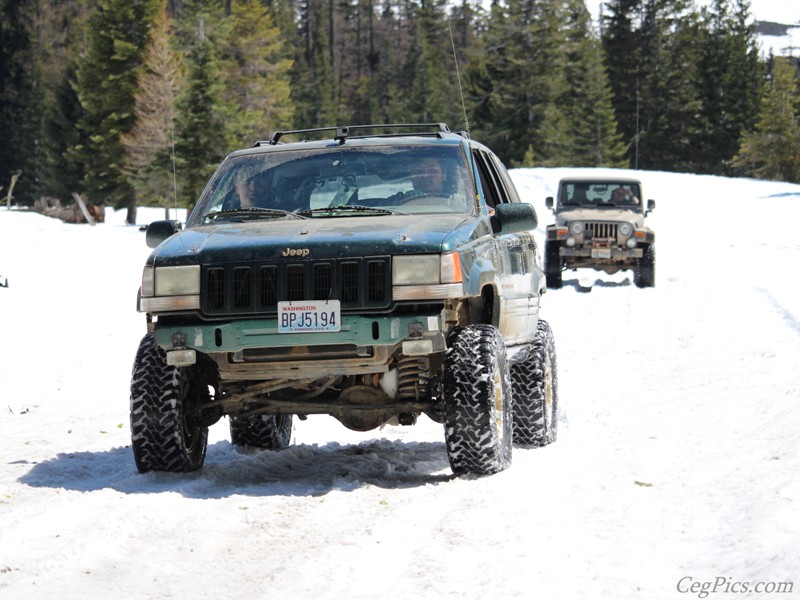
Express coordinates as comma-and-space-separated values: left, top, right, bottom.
472, 149, 508, 209
488, 153, 521, 203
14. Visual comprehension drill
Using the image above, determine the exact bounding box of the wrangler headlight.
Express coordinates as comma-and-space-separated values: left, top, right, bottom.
619, 223, 633, 236
153, 265, 201, 296
570, 222, 584, 235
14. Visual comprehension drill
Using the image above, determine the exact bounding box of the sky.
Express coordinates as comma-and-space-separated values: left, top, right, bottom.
0, 166, 798, 599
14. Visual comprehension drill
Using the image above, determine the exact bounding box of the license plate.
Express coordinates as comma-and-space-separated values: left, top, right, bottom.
592, 248, 611, 259
278, 300, 341, 333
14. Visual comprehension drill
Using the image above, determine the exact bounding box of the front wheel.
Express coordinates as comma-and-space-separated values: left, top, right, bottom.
443, 324, 512, 476
634, 244, 655, 288
510, 320, 558, 447
130, 334, 215, 473
544, 240, 563, 289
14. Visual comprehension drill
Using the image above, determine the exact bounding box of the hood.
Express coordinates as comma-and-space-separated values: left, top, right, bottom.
149, 213, 482, 266
556, 208, 645, 228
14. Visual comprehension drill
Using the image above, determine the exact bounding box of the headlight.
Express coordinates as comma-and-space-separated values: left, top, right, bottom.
393, 255, 439, 285
153, 265, 201, 296
393, 253, 463, 285
570, 222, 584, 235
619, 223, 633, 236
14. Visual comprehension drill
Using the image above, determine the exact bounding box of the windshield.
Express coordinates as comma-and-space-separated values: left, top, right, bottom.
188, 144, 475, 225
559, 182, 642, 209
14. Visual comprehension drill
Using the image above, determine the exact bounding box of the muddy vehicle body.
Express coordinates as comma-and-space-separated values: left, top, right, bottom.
544, 176, 655, 288
131, 124, 559, 477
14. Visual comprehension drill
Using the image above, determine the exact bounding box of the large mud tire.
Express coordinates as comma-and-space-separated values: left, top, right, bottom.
634, 244, 655, 288
510, 319, 558, 447
230, 414, 293, 450
544, 240, 563, 289
130, 334, 214, 473
443, 324, 512, 476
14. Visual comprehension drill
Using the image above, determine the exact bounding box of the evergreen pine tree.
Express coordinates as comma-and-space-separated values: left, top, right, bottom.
40, 64, 87, 202
602, 0, 642, 164
218, 0, 294, 143
558, 0, 626, 167
0, 0, 43, 205
401, 0, 462, 125
696, 0, 763, 174
174, 13, 229, 207
637, 0, 703, 171
468, 0, 567, 165
732, 57, 800, 183
74, 0, 161, 222
292, 0, 337, 127
121, 4, 185, 214
37, 1, 90, 204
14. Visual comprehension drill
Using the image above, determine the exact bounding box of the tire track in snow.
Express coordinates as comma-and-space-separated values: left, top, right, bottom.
757, 287, 800, 336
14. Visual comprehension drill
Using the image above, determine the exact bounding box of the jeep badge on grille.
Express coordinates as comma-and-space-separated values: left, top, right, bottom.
282, 248, 310, 257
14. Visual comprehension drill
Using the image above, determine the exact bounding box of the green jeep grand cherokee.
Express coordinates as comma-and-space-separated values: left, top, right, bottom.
131, 123, 558, 476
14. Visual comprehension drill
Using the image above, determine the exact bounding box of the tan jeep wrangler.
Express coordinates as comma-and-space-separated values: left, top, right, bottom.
544, 176, 655, 288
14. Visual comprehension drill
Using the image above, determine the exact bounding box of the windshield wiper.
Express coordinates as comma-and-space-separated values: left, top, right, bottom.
202, 207, 306, 222
294, 205, 405, 217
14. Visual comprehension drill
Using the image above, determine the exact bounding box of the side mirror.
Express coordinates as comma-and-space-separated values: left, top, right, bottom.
646, 199, 656, 215
146, 220, 183, 248
491, 203, 538, 234
545, 196, 554, 210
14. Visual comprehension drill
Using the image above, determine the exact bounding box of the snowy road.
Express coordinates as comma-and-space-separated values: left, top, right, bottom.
1, 168, 798, 599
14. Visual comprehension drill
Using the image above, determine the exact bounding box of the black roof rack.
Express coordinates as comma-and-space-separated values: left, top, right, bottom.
253, 123, 452, 147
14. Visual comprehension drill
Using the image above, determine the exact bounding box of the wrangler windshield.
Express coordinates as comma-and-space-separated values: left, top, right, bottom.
559, 181, 642, 209
188, 144, 475, 226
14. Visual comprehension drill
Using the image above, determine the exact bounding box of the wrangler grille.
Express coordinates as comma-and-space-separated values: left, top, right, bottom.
202, 257, 391, 316
585, 222, 618, 239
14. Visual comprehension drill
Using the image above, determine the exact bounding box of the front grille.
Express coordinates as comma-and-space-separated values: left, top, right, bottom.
202, 256, 391, 316
585, 222, 618, 240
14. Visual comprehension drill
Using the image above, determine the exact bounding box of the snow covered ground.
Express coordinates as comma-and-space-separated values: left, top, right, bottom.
1, 167, 798, 599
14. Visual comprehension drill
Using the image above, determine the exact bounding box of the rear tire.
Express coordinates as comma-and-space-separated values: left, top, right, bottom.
443, 324, 512, 476
130, 334, 216, 473
544, 240, 563, 289
230, 414, 293, 450
510, 320, 558, 447
634, 244, 655, 288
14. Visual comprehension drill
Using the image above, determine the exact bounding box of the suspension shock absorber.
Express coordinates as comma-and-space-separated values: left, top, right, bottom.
396, 355, 430, 401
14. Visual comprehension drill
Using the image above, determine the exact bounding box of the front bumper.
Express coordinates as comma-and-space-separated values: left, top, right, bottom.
560, 246, 643, 260
153, 313, 444, 354
153, 313, 446, 380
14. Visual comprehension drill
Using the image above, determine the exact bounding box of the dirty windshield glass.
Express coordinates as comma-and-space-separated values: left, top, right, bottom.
560, 182, 642, 208
189, 144, 474, 225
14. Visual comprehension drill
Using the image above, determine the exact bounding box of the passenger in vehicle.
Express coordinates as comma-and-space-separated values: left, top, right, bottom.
611, 186, 640, 205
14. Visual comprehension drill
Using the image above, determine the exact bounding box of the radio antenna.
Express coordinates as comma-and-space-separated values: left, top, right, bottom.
448, 21, 469, 134
170, 121, 178, 219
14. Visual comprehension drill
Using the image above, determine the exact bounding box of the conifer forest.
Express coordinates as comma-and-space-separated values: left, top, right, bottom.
1, 0, 797, 221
